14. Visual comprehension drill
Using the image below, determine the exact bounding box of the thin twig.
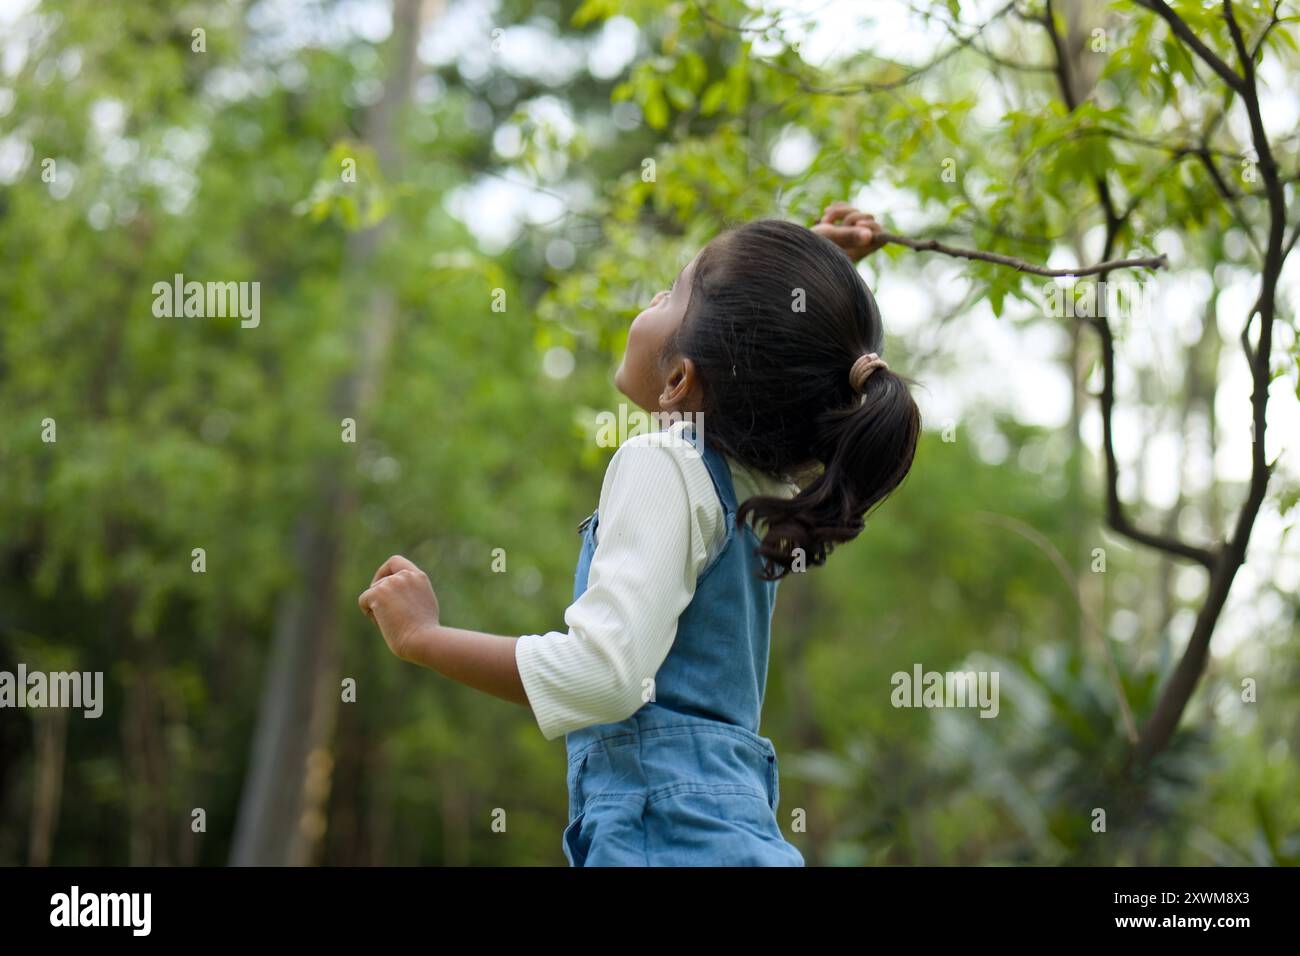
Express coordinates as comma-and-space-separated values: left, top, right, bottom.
1249, 0, 1286, 61
747, 0, 1021, 96
879, 231, 1167, 277
904, 0, 1055, 74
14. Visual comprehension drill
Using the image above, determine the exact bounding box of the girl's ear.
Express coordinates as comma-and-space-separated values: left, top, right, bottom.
658, 355, 699, 411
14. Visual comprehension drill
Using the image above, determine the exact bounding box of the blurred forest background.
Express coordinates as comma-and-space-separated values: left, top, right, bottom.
1, 0, 1298, 866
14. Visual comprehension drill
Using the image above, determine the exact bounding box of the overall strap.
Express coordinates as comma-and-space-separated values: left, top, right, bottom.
680, 420, 739, 519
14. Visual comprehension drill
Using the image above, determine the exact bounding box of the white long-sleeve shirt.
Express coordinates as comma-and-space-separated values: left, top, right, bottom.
515, 420, 801, 741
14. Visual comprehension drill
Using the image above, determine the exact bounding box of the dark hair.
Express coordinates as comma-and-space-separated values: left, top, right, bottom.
661, 219, 921, 581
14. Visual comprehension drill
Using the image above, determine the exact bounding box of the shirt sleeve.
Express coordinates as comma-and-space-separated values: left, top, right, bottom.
515, 433, 714, 741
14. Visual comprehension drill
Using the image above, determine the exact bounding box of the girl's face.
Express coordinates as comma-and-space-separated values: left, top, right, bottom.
615, 252, 701, 413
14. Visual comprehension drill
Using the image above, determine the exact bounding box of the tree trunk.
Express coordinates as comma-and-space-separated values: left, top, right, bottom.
230, 0, 426, 866
27, 708, 67, 866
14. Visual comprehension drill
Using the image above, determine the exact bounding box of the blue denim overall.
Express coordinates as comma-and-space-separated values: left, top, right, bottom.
561, 423, 804, 866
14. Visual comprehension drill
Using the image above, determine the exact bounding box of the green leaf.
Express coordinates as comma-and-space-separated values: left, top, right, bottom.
572, 0, 615, 27
644, 89, 669, 129
665, 82, 694, 111
989, 283, 1006, 318
937, 113, 960, 144
700, 81, 727, 116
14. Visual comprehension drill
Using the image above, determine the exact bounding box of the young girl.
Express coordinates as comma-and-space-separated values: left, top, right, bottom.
358, 202, 921, 866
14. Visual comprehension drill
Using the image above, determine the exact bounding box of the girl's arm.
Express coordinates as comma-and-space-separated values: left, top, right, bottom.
359, 428, 707, 740
409, 624, 530, 708
357, 556, 529, 708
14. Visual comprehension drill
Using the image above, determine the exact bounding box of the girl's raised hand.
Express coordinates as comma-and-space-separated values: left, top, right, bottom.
811, 203, 887, 262
358, 554, 441, 663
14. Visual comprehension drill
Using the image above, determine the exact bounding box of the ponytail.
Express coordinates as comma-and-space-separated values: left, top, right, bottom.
736, 367, 920, 580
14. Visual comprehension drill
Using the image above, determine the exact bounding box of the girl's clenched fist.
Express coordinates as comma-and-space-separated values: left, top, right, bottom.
811, 202, 887, 262
358, 554, 440, 662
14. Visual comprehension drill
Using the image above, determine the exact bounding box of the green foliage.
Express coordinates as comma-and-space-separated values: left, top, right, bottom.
296, 141, 392, 229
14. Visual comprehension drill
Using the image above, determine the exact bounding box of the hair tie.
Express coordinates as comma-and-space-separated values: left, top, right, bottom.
849, 352, 888, 393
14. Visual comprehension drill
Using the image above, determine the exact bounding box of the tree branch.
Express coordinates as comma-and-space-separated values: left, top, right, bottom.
1085, 124, 1239, 161
1132, 0, 1246, 91
1089, 313, 1219, 569
878, 232, 1167, 277
1043, 0, 1079, 109
1129, 0, 1289, 768
1039, 8, 1220, 581
1194, 146, 1265, 258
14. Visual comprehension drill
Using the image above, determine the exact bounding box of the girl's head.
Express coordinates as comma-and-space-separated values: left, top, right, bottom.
615, 218, 921, 580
